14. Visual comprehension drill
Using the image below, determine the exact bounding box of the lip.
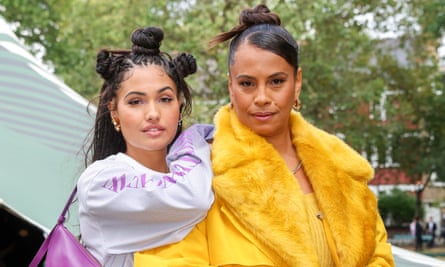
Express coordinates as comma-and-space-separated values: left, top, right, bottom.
142, 125, 165, 137
252, 111, 275, 121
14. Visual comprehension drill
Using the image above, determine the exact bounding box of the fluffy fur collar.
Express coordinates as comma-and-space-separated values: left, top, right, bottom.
212, 106, 378, 266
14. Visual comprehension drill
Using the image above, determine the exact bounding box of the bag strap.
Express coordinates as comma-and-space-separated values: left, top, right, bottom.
58, 186, 78, 224
29, 186, 78, 267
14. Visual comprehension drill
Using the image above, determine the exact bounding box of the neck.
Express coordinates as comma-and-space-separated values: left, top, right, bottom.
265, 129, 298, 168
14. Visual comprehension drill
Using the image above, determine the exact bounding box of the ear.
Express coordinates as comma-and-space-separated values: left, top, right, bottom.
108, 100, 118, 121
294, 68, 303, 102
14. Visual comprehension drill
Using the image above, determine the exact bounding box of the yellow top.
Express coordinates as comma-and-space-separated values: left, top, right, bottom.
304, 193, 335, 267
208, 106, 394, 266
134, 106, 395, 266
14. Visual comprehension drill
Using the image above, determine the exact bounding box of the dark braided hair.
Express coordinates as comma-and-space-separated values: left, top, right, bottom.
85, 26, 197, 166
209, 4, 299, 72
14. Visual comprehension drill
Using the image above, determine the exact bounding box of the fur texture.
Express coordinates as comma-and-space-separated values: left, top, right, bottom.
211, 106, 394, 266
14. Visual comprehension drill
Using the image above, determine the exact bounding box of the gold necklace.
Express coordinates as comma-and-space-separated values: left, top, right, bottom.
292, 160, 303, 174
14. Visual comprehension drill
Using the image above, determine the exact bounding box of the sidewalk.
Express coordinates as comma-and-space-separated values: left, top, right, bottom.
399, 244, 445, 261
392, 246, 445, 267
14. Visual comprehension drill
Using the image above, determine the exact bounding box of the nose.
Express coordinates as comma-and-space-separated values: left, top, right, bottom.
145, 102, 160, 121
254, 85, 271, 106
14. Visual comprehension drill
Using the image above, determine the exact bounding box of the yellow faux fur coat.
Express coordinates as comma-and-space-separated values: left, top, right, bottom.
207, 105, 394, 266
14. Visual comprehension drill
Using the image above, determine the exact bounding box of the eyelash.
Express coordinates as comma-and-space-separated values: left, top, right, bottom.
160, 96, 173, 103
128, 99, 144, 105
239, 80, 253, 87
238, 78, 286, 88
127, 96, 173, 105
271, 78, 285, 85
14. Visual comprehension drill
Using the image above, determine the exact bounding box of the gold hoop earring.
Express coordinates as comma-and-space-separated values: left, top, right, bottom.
111, 116, 121, 132
293, 99, 301, 111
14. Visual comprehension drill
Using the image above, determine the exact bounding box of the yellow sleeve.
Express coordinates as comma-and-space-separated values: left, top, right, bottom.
207, 199, 275, 266
366, 214, 395, 266
134, 220, 211, 267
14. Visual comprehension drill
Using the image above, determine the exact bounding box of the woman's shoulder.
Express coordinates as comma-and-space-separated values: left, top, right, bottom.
182, 123, 214, 140
168, 124, 214, 155
83, 153, 127, 172
78, 154, 135, 185
293, 114, 373, 181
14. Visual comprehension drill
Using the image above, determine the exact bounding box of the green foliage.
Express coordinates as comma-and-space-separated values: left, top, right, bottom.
1, 0, 444, 180
417, 0, 445, 38
378, 188, 421, 226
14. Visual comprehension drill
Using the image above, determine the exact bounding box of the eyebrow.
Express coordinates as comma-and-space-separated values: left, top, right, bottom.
235, 72, 288, 79
235, 74, 254, 79
124, 86, 174, 98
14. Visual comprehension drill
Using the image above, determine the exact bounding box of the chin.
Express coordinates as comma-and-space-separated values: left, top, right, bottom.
248, 127, 273, 137
253, 124, 288, 138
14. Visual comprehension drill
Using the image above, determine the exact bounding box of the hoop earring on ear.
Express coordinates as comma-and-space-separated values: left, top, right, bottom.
293, 99, 301, 111
111, 116, 121, 132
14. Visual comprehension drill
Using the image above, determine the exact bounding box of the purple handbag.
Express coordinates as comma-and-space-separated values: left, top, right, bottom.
29, 187, 100, 267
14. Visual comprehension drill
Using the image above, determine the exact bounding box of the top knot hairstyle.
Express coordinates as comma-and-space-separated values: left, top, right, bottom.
87, 26, 197, 164
131, 26, 164, 55
209, 4, 299, 72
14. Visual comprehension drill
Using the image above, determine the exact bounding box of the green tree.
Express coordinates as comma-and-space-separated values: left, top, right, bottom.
378, 188, 420, 226
1, 0, 444, 181
367, 0, 445, 186
417, 0, 445, 39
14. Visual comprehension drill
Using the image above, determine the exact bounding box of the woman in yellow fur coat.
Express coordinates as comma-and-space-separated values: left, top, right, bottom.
135, 4, 394, 267
205, 4, 395, 267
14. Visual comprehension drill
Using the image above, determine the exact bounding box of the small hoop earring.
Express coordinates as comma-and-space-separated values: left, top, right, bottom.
111, 117, 121, 132
293, 99, 301, 111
